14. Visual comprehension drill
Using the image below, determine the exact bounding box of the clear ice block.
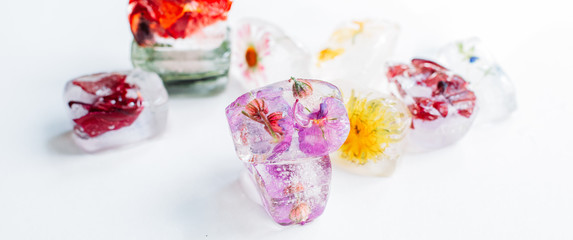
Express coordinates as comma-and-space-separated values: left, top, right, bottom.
437, 38, 516, 124
333, 90, 411, 176
387, 59, 478, 152
312, 19, 400, 92
231, 19, 311, 90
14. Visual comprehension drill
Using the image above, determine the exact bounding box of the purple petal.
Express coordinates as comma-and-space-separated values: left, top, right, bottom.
298, 125, 330, 156
309, 102, 328, 119
265, 164, 294, 180
293, 100, 311, 129
225, 92, 254, 132
297, 97, 350, 156
322, 97, 347, 119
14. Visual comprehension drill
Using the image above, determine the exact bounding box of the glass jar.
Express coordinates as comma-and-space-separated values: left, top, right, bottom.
128, 0, 232, 95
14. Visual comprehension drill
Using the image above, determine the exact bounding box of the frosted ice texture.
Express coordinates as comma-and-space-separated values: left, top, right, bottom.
312, 19, 400, 93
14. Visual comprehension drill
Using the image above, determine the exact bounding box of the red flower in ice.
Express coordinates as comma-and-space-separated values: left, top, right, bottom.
129, 0, 233, 46
241, 98, 284, 141
284, 183, 304, 195
387, 59, 476, 124
69, 74, 144, 138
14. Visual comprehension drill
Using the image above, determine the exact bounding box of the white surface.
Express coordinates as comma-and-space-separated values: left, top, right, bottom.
1, 0, 572, 239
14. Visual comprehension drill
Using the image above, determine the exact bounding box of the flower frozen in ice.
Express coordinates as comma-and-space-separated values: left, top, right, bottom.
457, 42, 480, 63
68, 73, 144, 138
241, 98, 284, 141
338, 91, 410, 165
316, 21, 365, 66
232, 23, 272, 87
289, 77, 313, 99
387, 59, 477, 124
128, 0, 233, 46
295, 97, 350, 156
289, 202, 310, 224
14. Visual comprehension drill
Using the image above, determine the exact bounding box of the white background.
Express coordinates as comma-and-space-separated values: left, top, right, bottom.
1, 0, 572, 239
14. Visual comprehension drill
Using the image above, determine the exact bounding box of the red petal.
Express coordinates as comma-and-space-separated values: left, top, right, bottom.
450, 90, 476, 118
409, 97, 439, 121
265, 112, 284, 136
73, 108, 143, 138
412, 58, 448, 73
267, 112, 283, 124
72, 74, 127, 95
129, 0, 232, 40
70, 73, 144, 138
433, 101, 449, 117
449, 74, 466, 87
390, 59, 477, 120
386, 64, 410, 79
244, 99, 268, 119
425, 72, 448, 89
458, 107, 474, 118
446, 89, 476, 104
243, 99, 285, 139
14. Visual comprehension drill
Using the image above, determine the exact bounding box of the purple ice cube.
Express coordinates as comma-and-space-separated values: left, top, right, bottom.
225, 77, 349, 225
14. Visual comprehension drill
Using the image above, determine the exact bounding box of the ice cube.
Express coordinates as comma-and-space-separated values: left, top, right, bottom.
387, 59, 477, 152
332, 90, 411, 176
63, 69, 168, 152
312, 19, 400, 93
245, 155, 331, 225
230, 19, 311, 91
437, 38, 516, 124
225, 77, 349, 225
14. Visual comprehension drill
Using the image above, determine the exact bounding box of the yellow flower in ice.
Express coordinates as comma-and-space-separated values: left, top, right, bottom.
331, 21, 365, 44
339, 91, 408, 165
317, 48, 345, 65
316, 21, 365, 66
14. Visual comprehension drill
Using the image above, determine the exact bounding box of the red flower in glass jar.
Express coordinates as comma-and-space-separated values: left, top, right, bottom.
128, 0, 233, 46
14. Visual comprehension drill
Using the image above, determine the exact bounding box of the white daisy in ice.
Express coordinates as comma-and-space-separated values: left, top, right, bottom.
231, 19, 310, 90
232, 21, 272, 89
